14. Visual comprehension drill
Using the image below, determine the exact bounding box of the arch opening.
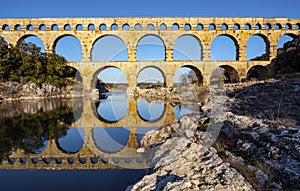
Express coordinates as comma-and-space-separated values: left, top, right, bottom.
122, 24, 130, 30
209, 23, 216, 30
137, 99, 165, 122
246, 34, 270, 61
136, 35, 165, 61
99, 24, 107, 30
221, 23, 228, 30
174, 66, 203, 86
159, 23, 167, 30
76, 24, 83, 30
172, 23, 179, 30
2, 24, 10, 30
196, 23, 203, 30
51, 24, 58, 30
111, 23, 118, 30
137, 66, 165, 88
244, 23, 251, 30
88, 24, 95, 30
173, 35, 202, 61
147, 24, 154, 30
134, 23, 142, 30
184, 23, 191, 30
211, 65, 239, 84
210, 35, 239, 61
233, 23, 240, 30
64, 24, 71, 30
247, 65, 269, 80
91, 35, 128, 61
39, 24, 46, 30
54, 35, 82, 62
277, 34, 296, 49
17, 35, 45, 53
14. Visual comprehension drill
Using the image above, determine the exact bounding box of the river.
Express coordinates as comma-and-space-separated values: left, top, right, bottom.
0, 92, 194, 191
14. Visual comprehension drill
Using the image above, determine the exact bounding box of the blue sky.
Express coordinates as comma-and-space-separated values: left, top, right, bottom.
1, 0, 299, 83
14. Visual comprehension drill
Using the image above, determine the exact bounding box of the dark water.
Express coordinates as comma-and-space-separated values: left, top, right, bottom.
0, 93, 194, 191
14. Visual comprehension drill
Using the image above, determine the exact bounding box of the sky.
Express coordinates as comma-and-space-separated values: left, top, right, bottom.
1, 0, 300, 83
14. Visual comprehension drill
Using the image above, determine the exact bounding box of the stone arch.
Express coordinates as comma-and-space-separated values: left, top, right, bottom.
136, 34, 166, 61
277, 33, 298, 49
137, 66, 166, 87
174, 65, 203, 86
91, 34, 128, 61
26, 24, 34, 30
254, 23, 262, 30
173, 34, 202, 60
210, 65, 239, 84
53, 34, 82, 62
221, 23, 228, 30
91, 66, 128, 90
247, 65, 270, 80
246, 34, 270, 60
210, 34, 240, 61
233, 23, 240, 30
16, 34, 46, 52
2, 24, 10, 30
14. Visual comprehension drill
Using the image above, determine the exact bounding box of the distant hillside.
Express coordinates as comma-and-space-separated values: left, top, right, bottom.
267, 35, 300, 77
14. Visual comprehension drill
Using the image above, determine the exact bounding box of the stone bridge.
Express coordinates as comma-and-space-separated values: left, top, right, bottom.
1, 17, 300, 92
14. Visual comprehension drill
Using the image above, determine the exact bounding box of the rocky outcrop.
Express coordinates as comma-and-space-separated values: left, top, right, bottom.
128, 79, 300, 191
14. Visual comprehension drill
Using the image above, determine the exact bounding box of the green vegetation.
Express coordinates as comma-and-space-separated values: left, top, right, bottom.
0, 37, 74, 87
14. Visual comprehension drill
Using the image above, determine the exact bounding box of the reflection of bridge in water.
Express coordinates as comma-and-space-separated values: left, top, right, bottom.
0, 98, 178, 170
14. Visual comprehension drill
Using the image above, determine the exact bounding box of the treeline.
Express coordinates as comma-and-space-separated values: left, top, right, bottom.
0, 37, 74, 87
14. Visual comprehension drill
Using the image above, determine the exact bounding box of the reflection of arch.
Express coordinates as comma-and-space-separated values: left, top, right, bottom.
91, 35, 128, 61
210, 34, 239, 61
53, 34, 82, 61
95, 94, 128, 123
137, 66, 166, 86
211, 65, 239, 84
173, 34, 202, 60
175, 65, 203, 86
137, 100, 166, 122
136, 34, 166, 60
247, 65, 269, 80
56, 128, 84, 154
93, 128, 129, 153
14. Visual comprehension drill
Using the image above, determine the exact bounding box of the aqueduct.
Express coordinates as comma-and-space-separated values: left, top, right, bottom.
1, 17, 300, 92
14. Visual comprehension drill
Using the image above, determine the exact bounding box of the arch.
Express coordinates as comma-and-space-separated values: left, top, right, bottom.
137, 99, 165, 122
136, 34, 166, 61
196, 23, 203, 30
172, 23, 179, 30
111, 23, 118, 30
173, 65, 203, 86
208, 23, 216, 30
39, 24, 46, 30
91, 35, 128, 61
17, 35, 45, 52
137, 66, 165, 87
254, 23, 262, 30
244, 23, 251, 30
277, 33, 296, 49
173, 34, 202, 60
184, 23, 191, 30
247, 65, 269, 80
274, 23, 282, 30
27, 24, 34, 30
99, 24, 107, 30
92, 66, 128, 92
134, 23, 142, 30
93, 128, 129, 153
285, 23, 292, 30
2, 24, 10, 30
15, 24, 22, 30
51, 24, 58, 30
56, 128, 84, 154
265, 23, 271, 30
64, 24, 71, 30
147, 24, 154, 30
76, 24, 83, 30
246, 34, 270, 60
122, 23, 130, 30
160, 23, 167, 30
53, 35, 82, 62
88, 23, 95, 30
233, 23, 240, 30
295, 23, 300, 29
221, 23, 228, 30
210, 65, 239, 84
210, 34, 239, 61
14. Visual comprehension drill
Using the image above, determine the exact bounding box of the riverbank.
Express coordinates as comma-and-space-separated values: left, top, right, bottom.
126, 79, 300, 191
